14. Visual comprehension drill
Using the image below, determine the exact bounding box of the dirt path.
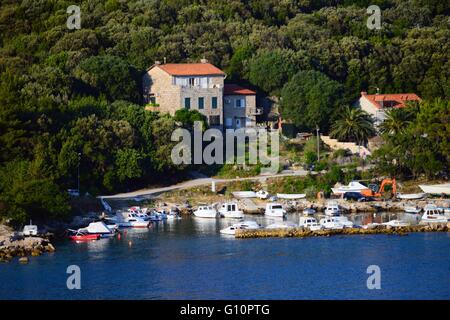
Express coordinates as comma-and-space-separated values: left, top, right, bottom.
100, 170, 310, 200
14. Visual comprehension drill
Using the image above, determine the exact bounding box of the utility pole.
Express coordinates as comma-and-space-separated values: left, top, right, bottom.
316, 125, 320, 162
77, 152, 81, 194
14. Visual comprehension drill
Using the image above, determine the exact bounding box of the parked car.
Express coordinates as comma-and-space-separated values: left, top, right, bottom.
343, 192, 373, 202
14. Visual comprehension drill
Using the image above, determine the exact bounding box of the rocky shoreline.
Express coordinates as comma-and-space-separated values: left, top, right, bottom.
235, 223, 450, 239
0, 225, 55, 263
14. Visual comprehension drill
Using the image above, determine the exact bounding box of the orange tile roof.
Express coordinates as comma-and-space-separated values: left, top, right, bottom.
224, 84, 256, 95
362, 92, 421, 109
156, 63, 225, 76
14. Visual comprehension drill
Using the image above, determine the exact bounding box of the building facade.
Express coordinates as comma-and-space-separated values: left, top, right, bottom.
143, 61, 262, 129
223, 84, 261, 129
355, 91, 421, 126
143, 61, 225, 127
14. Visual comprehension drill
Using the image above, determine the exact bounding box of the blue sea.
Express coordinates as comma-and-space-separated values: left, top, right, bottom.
1, 213, 449, 300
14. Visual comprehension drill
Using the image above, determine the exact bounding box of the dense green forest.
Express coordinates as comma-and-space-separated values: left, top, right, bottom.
0, 0, 449, 223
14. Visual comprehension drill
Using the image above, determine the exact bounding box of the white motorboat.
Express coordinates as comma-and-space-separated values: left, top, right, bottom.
219, 202, 244, 219
23, 220, 38, 237
332, 215, 354, 228
382, 220, 410, 227
128, 206, 150, 221
264, 203, 286, 217
112, 211, 150, 228
299, 216, 322, 231
319, 217, 344, 230
220, 220, 260, 235
397, 193, 426, 200
78, 221, 117, 237
167, 207, 182, 220
276, 193, 306, 199
404, 206, 421, 214
256, 190, 269, 199
420, 204, 448, 223
362, 223, 381, 229
419, 183, 450, 195
331, 181, 370, 195
324, 202, 341, 216
232, 191, 257, 198
302, 208, 316, 215
266, 222, 297, 229
193, 205, 217, 218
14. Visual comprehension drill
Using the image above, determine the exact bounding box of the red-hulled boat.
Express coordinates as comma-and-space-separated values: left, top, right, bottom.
68, 230, 101, 241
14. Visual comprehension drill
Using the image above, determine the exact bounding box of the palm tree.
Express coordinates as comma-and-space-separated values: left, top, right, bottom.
378, 107, 414, 135
330, 106, 375, 144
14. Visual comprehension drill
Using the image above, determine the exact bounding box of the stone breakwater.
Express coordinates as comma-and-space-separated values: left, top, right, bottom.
235, 223, 450, 239
0, 235, 55, 263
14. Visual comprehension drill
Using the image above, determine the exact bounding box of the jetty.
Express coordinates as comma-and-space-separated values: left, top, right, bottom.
235, 223, 450, 239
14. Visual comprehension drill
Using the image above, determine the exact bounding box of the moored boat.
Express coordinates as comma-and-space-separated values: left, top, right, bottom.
111, 211, 150, 228
420, 204, 448, 224
397, 193, 426, 200
193, 205, 217, 218
404, 206, 421, 214
302, 208, 316, 215
232, 191, 257, 198
264, 203, 285, 217
324, 202, 341, 216
23, 220, 38, 237
219, 202, 244, 219
220, 220, 260, 235
78, 221, 118, 238
276, 193, 306, 199
382, 220, 410, 227
419, 183, 450, 195
331, 181, 370, 195
68, 230, 101, 242
319, 217, 344, 230
299, 216, 322, 231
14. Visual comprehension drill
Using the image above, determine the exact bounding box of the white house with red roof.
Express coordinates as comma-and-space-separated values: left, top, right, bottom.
142, 60, 262, 129
356, 91, 421, 126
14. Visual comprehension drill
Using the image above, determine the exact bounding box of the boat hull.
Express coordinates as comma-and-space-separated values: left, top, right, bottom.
419, 184, 450, 195
276, 193, 306, 199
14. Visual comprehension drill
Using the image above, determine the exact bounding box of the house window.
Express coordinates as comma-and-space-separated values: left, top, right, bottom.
209, 115, 220, 126
212, 97, 218, 109
184, 97, 191, 109
198, 97, 204, 109
225, 118, 233, 128
189, 77, 195, 86
235, 98, 245, 108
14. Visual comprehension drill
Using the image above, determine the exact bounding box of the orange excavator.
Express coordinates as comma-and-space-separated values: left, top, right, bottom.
361, 178, 397, 198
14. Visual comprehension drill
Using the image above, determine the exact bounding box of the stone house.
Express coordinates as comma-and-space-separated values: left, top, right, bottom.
142, 60, 262, 129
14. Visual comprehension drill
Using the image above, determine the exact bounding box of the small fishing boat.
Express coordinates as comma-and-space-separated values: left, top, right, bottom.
419, 183, 450, 195
319, 217, 344, 230
302, 208, 316, 215
68, 230, 100, 242
264, 203, 286, 218
404, 206, 421, 214
324, 202, 341, 216
23, 220, 38, 237
232, 191, 257, 198
256, 190, 269, 199
332, 215, 354, 228
78, 221, 117, 238
266, 222, 297, 229
382, 220, 410, 227
397, 193, 426, 200
112, 211, 150, 228
220, 221, 260, 235
219, 202, 244, 219
276, 193, 306, 199
331, 181, 370, 195
193, 205, 217, 218
420, 205, 448, 224
299, 216, 322, 231
167, 207, 182, 220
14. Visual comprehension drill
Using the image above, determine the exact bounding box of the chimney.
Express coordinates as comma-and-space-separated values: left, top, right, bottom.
200, 58, 209, 64
361, 91, 367, 96
154, 60, 161, 65
163, 57, 167, 64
